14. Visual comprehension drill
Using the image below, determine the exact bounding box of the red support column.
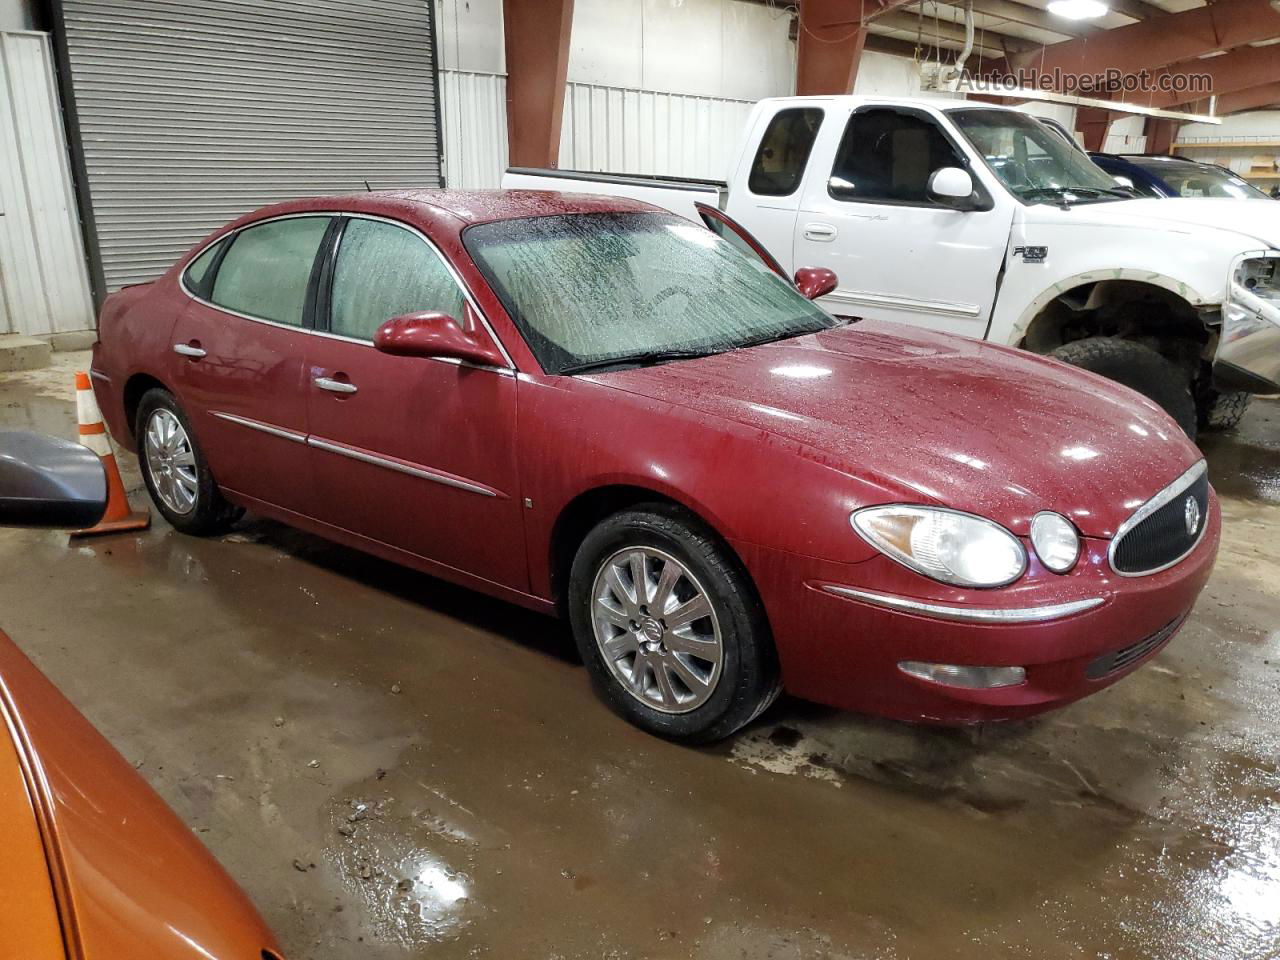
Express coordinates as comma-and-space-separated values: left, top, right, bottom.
1076, 107, 1117, 152
1143, 117, 1179, 155
796, 0, 868, 96
504, 0, 575, 169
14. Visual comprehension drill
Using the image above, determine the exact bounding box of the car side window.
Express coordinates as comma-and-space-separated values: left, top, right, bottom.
748, 107, 824, 197
182, 237, 225, 297
209, 217, 330, 326
328, 218, 466, 341
828, 108, 967, 205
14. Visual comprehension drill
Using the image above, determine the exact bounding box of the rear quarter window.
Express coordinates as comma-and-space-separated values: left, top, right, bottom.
748, 107, 824, 197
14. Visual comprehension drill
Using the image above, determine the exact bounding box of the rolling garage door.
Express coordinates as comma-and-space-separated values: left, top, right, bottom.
57, 0, 443, 292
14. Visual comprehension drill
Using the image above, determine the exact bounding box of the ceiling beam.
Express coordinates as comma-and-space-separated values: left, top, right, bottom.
863, 30, 993, 61
1006, 0, 1280, 77
875, 9, 1040, 52
1108, 0, 1169, 22
1122, 42, 1280, 110
1213, 80, 1280, 114
964, 0, 1097, 39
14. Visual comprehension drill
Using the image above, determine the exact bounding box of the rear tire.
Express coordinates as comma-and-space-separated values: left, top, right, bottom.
1050, 337, 1197, 439
567, 504, 780, 744
135, 388, 242, 535
1198, 388, 1251, 432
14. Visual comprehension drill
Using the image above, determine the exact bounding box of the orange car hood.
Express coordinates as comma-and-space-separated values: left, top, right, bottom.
0, 630, 279, 960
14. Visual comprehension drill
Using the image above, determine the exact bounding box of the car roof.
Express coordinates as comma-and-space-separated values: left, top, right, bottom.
757, 93, 1020, 115
225, 189, 664, 237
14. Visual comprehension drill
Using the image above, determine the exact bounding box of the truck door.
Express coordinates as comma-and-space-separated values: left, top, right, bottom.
793, 105, 1014, 338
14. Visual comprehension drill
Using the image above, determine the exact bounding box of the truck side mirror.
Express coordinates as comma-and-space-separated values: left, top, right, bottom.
928, 167, 977, 210
794, 266, 838, 301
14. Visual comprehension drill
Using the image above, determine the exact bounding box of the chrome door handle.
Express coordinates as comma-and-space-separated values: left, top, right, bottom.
803, 223, 838, 241
172, 343, 206, 358
313, 376, 357, 395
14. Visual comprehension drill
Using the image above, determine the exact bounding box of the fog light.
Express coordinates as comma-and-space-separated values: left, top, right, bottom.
899, 661, 1026, 688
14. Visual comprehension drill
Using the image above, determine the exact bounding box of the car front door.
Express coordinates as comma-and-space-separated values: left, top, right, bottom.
794, 106, 1014, 337
302, 215, 526, 590
169, 215, 331, 514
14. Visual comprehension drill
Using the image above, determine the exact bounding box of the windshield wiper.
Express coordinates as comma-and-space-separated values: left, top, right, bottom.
1021, 185, 1130, 206
558, 348, 719, 376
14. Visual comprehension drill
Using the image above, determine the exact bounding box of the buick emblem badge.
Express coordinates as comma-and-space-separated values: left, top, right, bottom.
1184, 497, 1200, 536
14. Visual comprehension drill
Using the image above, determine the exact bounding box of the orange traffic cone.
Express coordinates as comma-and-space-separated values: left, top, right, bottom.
71, 371, 150, 537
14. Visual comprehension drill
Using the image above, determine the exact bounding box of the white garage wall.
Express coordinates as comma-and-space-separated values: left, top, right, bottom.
1180, 110, 1280, 141
1102, 114, 1146, 153
853, 51, 924, 97
435, 0, 793, 187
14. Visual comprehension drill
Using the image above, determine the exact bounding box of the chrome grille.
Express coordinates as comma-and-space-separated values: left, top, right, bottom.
1110, 461, 1209, 576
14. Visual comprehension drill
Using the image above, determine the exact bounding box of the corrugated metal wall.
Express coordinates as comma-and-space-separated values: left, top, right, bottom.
0, 31, 94, 335
438, 70, 752, 188
559, 81, 753, 181
59, 0, 444, 292
439, 70, 508, 190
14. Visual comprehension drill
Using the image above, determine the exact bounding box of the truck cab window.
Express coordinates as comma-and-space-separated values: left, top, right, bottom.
828, 109, 965, 204
748, 108, 824, 197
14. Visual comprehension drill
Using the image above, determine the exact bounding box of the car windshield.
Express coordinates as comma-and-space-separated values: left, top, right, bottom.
463, 212, 837, 374
949, 108, 1130, 205
1127, 157, 1271, 200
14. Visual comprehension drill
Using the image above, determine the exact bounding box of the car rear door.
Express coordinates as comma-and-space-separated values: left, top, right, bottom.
169, 215, 331, 515
301, 215, 526, 590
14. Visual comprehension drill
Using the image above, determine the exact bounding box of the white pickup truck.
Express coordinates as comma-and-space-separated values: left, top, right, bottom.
504, 95, 1280, 438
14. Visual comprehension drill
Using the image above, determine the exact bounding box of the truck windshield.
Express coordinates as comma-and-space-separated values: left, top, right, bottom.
464, 212, 837, 375
949, 109, 1130, 206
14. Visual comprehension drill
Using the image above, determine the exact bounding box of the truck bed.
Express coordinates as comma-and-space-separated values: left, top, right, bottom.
502, 167, 723, 220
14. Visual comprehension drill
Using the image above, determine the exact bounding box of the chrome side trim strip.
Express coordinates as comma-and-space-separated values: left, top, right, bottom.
209, 411, 306, 443
1108, 459, 1209, 578
823, 289, 982, 318
307, 436, 498, 498
89, 369, 111, 384
820, 584, 1105, 623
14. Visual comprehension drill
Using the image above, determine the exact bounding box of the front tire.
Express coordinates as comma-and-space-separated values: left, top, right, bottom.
567, 505, 780, 743
1198, 388, 1251, 432
1050, 337, 1197, 439
135, 388, 242, 535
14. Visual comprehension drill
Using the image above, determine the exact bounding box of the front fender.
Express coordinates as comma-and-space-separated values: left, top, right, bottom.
1005, 267, 1219, 347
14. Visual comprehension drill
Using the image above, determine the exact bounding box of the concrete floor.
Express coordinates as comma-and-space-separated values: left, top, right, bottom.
2, 353, 1279, 959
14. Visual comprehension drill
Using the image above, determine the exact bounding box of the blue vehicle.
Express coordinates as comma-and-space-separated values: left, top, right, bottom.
1089, 152, 1273, 200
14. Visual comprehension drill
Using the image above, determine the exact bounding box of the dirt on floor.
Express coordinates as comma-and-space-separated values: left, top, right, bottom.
1, 355, 1278, 960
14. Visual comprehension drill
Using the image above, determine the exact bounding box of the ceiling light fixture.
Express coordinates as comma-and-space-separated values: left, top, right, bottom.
1047, 0, 1109, 19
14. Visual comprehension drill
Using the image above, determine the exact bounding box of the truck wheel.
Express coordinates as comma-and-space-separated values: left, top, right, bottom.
1050, 337, 1197, 439
567, 504, 780, 744
1198, 389, 1251, 432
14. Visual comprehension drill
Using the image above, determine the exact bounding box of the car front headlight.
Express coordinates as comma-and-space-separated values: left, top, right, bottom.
1030, 511, 1080, 573
851, 505, 1027, 588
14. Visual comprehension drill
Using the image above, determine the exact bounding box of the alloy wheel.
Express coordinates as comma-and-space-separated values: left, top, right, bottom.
590, 546, 723, 714
144, 408, 198, 515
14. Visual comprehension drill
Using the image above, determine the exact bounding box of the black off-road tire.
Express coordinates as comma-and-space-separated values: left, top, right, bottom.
1050, 337, 1197, 439
134, 388, 242, 535
567, 504, 781, 744
1199, 389, 1251, 432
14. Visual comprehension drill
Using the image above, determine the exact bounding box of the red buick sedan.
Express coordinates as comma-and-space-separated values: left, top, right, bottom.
91, 190, 1218, 742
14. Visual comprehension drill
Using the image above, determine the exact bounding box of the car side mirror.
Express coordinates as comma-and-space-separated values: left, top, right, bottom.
0, 431, 107, 529
928, 167, 977, 210
794, 266, 838, 301
373, 311, 506, 368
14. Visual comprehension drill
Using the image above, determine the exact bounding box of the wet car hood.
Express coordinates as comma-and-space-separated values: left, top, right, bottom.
590, 320, 1203, 538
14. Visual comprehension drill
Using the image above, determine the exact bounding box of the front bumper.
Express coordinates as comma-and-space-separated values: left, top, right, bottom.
1214, 255, 1280, 394
734, 489, 1221, 724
